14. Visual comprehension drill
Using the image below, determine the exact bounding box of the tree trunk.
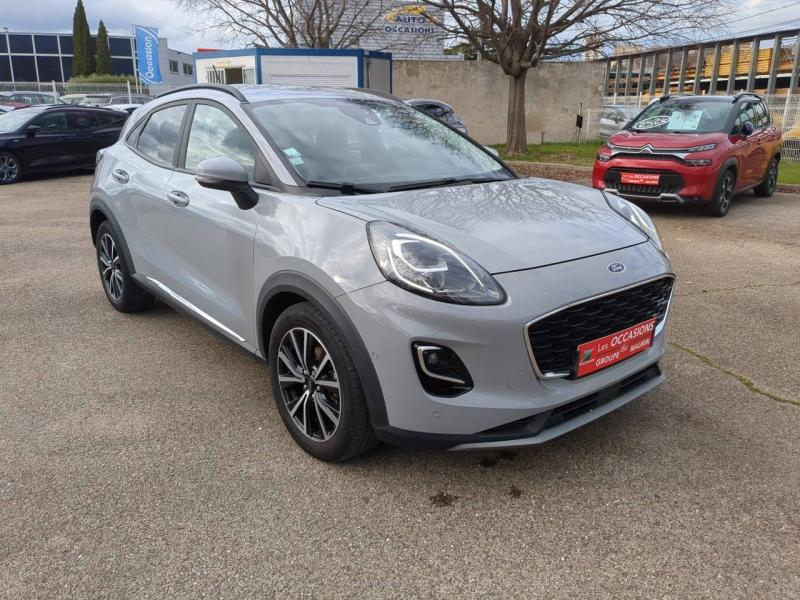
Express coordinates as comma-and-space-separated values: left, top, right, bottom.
506, 71, 528, 155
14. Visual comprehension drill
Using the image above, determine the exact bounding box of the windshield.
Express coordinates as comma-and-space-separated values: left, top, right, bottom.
249, 97, 510, 189
0, 107, 44, 133
629, 100, 731, 133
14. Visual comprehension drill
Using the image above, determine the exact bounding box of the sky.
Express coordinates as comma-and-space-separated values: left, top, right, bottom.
1, 0, 798, 55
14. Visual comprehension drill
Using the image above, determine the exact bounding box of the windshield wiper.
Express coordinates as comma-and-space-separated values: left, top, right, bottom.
385, 176, 510, 192
304, 180, 383, 195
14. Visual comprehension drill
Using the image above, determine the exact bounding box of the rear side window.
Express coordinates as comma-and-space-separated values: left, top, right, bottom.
184, 104, 256, 178
137, 104, 187, 166
94, 111, 127, 127
67, 111, 97, 130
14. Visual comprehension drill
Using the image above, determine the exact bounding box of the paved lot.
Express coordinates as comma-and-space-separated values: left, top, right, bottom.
1, 174, 798, 598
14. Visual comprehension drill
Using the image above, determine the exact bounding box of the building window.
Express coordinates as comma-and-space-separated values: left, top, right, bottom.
110, 57, 135, 76
59, 35, 73, 54
108, 37, 133, 57
0, 56, 12, 82
169, 59, 179, 74
11, 55, 37, 81
182, 62, 194, 76
36, 56, 62, 82
9, 34, 34, 54
34, 35, 59, 55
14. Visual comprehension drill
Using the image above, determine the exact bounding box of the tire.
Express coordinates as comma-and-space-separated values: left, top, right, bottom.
268, 301, 376, 462
95, 220, 154, 313
753, 157, 778, 198
707, 168, 736, 217
0, 152, 22, 185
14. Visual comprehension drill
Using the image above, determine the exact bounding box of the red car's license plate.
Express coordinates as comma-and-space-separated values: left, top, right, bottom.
576, 317, 658, 377
620, 172, 660, 186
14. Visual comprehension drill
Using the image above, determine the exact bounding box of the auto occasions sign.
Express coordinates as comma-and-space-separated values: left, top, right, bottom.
383, 4, 441, 36
134, 25, 163, 85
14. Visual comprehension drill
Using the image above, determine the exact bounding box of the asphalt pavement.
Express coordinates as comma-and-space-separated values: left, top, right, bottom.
1, 174, 798, 598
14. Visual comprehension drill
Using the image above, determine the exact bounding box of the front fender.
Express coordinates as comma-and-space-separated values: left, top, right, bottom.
255, 270, 389, 428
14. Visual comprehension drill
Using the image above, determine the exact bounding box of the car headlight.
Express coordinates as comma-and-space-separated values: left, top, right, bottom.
604, 193, 664, 251
367, 221, 506, 305
683, 143, 716, 153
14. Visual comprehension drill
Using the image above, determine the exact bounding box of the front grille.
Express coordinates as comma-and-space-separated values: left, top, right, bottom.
527, 277, 674, 377
604, 168, 684, 197
611, 152, 683, 163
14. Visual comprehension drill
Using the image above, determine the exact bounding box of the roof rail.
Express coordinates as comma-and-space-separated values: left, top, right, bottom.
732, 91, 761, 103
157, 83, 249, 103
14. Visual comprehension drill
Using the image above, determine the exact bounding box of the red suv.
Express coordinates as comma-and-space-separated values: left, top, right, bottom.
593, 93, 782, 216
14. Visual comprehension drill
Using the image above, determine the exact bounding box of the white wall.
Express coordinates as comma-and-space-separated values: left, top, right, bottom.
260, 55, 359, 87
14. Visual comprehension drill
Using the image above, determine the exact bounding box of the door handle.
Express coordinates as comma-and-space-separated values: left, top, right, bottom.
111, 169, 129, 184
166, 189, 190, 207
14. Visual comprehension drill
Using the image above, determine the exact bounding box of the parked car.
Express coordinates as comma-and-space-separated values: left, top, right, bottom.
598, 105, 640, 140
60, 94, 87, 105
90, 84, 673, 461
406, 98, 467, 133
0, 105, 12, 114
80, 94, 114, 106
106, 104, 140, 115
108, 94, 151, 105
0, 105, 127, 184
0, 91, 62, 109
593, 93, 782, 216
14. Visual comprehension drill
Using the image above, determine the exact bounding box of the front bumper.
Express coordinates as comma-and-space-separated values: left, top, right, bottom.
338, 241, 673, 449
593, 157, 718, 204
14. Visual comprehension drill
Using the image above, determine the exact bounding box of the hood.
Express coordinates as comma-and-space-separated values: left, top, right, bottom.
317, 178, 647, 274
609, 130, 726, 149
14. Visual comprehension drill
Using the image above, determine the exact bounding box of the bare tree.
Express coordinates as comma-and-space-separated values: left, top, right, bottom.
421, 0, 729, 154
176, 0, 392, 49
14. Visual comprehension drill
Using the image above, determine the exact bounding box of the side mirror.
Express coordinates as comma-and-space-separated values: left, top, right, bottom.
26, 125, 41, 137
484, 145, 500, 158
195, 156, 258, 210
741, 121, 755, 137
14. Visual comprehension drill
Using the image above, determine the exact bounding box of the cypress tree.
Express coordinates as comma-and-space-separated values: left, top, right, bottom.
71, 0, 86, 76
83, 16, 95, 74
95, 20, 110, 74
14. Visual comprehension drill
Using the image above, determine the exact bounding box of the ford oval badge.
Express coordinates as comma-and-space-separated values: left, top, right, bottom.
608, 262, 626, 273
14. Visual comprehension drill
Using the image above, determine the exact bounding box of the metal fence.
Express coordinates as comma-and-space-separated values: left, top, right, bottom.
593, 94, 800, 162
0, 81, 178, 102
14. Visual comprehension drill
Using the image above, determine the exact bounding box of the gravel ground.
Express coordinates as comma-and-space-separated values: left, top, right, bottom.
1, 174, 798, 599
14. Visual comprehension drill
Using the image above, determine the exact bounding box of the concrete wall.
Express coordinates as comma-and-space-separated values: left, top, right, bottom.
392, 59, 605, 144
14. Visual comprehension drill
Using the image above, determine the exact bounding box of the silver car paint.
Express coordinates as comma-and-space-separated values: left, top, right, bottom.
338, 241, 671, 435
318, 178, 648, 273
91, 85, 673, 446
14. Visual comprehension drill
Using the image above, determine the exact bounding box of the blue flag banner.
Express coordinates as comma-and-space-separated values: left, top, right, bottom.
134, 25, 163, 84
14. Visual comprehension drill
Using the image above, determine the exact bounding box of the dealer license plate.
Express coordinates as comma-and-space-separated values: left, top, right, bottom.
576, 317, 658, 377
620, 172, 660, 186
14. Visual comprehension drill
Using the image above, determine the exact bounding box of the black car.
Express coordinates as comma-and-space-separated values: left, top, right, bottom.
0, 105, 127, 184
406, 98, 468, 134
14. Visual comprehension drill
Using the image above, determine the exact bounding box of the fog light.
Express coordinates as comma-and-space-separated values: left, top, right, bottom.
412, 343, 473, 397
685, 159, 712, 166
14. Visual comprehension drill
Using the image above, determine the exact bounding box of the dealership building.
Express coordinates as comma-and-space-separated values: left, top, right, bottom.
0, 30, 196, 85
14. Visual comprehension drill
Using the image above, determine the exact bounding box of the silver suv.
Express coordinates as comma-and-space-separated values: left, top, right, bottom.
90, 84, 674, 461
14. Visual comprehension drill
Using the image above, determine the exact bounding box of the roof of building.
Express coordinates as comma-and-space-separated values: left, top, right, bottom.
158, 83, 402, 104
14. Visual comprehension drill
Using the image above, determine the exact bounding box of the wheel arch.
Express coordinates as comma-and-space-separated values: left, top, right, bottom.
257, 271, 389, 428
721, 156, 738, 180
89, 197, 136, 274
